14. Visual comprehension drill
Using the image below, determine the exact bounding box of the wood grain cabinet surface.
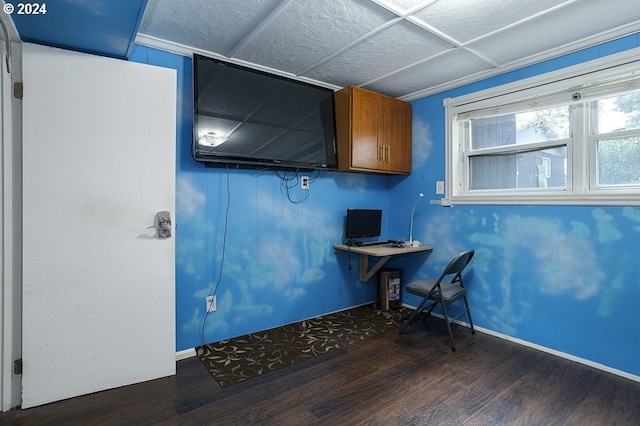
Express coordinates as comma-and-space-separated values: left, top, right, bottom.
334, 86, 412, 174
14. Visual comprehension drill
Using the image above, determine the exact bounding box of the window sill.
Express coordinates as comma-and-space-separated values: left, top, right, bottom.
447, 192, 640, 206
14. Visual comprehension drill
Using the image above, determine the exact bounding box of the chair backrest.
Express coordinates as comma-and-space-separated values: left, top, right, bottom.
441, 250, 474, 281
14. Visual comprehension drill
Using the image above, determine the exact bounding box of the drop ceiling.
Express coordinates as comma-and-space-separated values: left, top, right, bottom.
8, 0, 640, 100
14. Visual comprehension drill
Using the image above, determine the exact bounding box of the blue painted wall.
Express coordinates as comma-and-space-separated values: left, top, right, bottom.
131, 32, 640, 379
130, 45, 392, 351
389, 33, 640, 378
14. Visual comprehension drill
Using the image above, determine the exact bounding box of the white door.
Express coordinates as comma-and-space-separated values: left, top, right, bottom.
21, 43, 176, 408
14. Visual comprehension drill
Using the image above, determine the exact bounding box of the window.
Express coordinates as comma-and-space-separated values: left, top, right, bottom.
445, 51, 640, 205
466, 106, 569, 191
593, 94, 640, 187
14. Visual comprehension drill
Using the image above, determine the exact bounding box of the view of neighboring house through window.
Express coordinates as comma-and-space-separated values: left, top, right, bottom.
467, 106, 569, 191
445, 54, 640, 205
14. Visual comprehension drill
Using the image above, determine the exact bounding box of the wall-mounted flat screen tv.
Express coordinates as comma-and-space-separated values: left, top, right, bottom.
192, 54, 338, 170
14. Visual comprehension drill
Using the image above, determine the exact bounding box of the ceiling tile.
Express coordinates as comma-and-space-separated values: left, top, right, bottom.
233, 0, 396, 74
304, 20, 453, 87
411, 0, 565, 43
366, 48, 494, 98
466, 0, 640, 65
381, 0, 436, 14
139, 0, 281, 55
14, 0, 640, 100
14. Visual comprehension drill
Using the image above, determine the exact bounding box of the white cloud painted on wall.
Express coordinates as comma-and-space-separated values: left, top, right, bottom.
504, 214, 601, 300
621, 206, 640, 221
210, 186, 342, 326
621, 207, 640, 232
340, 173, 373, 191
416, 210, 607, 335
412, 118, 433, 168
593, 208, 622, 242
175, 176, 214, 281
418, 213, 458, 264
176, 176, 206, 218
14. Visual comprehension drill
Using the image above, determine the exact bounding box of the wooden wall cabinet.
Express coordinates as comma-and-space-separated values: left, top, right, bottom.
334, 86, 412, 174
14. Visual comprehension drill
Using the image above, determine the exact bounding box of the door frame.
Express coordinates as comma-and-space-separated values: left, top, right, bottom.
0, 12, 22, 412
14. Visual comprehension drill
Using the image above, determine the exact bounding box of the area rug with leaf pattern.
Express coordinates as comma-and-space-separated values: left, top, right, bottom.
196, 304, 411, 388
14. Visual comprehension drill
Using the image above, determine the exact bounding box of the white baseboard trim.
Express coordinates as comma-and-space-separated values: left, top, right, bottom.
175, 348, 196, 361
401, 302, 640, 384
476, 325, 640, 384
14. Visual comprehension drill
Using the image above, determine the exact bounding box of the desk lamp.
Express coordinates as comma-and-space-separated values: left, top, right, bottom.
408, 193, 424, 247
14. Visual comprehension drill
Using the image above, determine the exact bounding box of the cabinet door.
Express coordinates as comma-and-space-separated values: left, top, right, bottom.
384, 97, 412, 173
351, 87, 383, 169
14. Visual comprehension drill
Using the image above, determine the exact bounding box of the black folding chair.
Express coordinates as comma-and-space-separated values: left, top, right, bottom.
399, 250, 475, 351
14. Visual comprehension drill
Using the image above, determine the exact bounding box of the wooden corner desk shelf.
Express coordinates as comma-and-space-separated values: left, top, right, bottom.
333, 243, 433, 282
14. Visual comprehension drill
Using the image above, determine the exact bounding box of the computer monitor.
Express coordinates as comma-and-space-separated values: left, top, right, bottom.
345, 209, 382, 239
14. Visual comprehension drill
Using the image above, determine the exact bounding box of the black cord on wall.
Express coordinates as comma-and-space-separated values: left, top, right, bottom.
275, 169, 320, 204
200, 164, 231, 346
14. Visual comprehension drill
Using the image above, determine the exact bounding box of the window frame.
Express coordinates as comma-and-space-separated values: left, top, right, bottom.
589, 99, 640, 190
444, 48, 640, 206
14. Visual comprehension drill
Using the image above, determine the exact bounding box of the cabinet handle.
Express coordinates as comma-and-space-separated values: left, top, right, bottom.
386, 146, 390, 162
379, 145, 384, 161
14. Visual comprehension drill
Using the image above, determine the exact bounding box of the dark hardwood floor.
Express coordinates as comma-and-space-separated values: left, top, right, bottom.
3, 318, 640, 425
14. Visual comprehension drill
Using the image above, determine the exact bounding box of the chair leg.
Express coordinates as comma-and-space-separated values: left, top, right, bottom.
440, 302, 456, 351
399, 297, 429, 334
463, 295, 475, 335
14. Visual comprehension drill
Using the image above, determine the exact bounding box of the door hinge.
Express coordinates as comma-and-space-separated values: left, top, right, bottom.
13, 82, 23, 99
13, 358, 22, 375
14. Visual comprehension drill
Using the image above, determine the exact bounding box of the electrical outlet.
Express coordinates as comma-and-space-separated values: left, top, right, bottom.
301, 176, 310, 190
206, 295, 216, 312
435, 181, 445, 195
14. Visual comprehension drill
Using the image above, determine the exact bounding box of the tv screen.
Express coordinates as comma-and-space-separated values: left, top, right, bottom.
345, 209, 382, 239
192, 54, 337, 170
